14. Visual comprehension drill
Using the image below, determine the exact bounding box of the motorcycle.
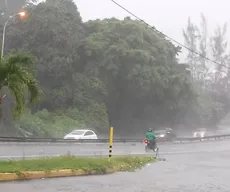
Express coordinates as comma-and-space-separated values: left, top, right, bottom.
143, 138, 158, 152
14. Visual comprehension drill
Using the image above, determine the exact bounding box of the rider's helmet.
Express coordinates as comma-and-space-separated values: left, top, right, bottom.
148, 128, 153, 132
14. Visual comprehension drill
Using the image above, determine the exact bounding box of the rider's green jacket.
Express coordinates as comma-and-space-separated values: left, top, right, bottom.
145, 131, 157, 141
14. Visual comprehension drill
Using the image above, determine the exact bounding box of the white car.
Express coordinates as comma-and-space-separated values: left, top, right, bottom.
63, 129, 98, 140
193, 128, 207, 138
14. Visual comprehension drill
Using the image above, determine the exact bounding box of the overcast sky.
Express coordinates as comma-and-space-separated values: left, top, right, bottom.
75, 0, 230, 62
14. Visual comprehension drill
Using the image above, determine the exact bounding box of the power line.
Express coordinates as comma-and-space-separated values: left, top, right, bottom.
110, 0, 229, 70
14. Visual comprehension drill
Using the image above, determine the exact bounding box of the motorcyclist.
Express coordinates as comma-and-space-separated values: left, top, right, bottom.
145, 128, 157, 151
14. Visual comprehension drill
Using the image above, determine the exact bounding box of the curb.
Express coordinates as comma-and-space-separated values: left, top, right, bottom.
0, 169, 117, 182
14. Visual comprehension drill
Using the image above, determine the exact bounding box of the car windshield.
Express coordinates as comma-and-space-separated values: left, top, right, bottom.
70, 130, 85, 135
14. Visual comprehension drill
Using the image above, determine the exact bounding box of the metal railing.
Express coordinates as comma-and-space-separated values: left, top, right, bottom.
0, 136, 140, 143
175, 134, 230, 142
0, 134, 230, 143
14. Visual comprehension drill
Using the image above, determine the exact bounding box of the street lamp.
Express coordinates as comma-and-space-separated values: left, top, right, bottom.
1, 11, 26, 58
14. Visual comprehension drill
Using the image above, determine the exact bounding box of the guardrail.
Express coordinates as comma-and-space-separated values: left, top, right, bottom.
0, 134, 230, 143
0, 136, 140, 143
175, 134, 230, 142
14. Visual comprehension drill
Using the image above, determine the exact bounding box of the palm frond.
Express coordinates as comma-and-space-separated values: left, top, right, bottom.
0, 52, 42, 118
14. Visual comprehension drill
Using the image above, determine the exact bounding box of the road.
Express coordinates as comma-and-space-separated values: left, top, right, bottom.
1, 139, 230, 191
0, 139, 230, 159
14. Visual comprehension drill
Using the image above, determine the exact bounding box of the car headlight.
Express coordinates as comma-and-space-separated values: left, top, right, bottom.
160, 134, 165, 137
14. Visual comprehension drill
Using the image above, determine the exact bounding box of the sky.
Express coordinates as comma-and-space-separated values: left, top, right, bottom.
74, 0, 230, 62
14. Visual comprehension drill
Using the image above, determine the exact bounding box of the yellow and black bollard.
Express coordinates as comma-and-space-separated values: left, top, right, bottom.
109, 127, 114, 159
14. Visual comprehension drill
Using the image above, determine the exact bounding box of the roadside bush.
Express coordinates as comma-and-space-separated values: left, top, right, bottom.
14, 105, 109, 137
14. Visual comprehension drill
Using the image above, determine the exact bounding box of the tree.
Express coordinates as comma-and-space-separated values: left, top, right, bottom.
2, 0, 109, 133
83, 18, 195, 133
4, 0, 86, 110
183, 14, 210, 83
0, 52, 42, 117
183, 17, 199, 79
197, 13, 209, 84
210, 23, 228, 82
183, 14, 230, 129
209, 23, 230, 128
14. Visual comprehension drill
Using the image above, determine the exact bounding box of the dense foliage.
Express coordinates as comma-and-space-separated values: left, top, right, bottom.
183, 13, 230, 129
0, 0, 228, 137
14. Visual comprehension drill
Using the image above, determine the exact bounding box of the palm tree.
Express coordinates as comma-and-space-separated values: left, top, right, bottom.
0, 52, 42, 118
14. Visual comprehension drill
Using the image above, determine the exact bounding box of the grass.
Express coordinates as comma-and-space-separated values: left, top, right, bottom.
0, 156, 155, 174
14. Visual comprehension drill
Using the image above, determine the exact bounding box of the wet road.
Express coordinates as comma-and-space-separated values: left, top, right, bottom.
0, 139, 230, 159
1, 139, 230, 191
